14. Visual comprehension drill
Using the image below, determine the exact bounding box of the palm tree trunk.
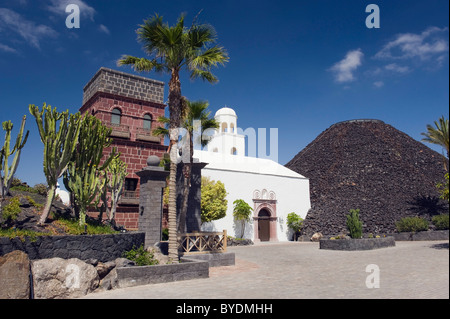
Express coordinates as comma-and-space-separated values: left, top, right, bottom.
167, 69, 182, 260
179, 131, 194, 233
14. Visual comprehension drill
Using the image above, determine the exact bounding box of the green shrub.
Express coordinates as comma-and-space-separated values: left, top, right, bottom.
1, 196, 21, 222
10, 184, 35, 193
346, 209, 363, 239
33, 183, 48, 196
286, 212, 304, 238
53, 216, 118, 235
162, 227, 169, 240
396, 217, 429, 232
432, 214, 449, 230
11, 177, 23, 187
122, 244, 159, 266
436, 173, 449, 202
26, 196, 43, 209
232, 199, 253, 239
201, 177, 228, 223
0, 228, 49, 241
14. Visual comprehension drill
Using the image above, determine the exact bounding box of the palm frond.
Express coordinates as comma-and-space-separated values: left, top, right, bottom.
117, 55, 164, 73
188, 23, 217, 48
152, 126, 169, 138
151, 116, 170, 138
189, 47, 228, 69
421, 116, 449, 157
189, 68, 218, 83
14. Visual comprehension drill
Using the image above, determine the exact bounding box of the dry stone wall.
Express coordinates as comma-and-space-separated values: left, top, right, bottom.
0, 232, 145, 262
286, 120, 448, 237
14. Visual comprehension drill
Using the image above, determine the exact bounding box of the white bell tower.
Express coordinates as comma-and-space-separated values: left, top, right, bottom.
207, 107, 245, 156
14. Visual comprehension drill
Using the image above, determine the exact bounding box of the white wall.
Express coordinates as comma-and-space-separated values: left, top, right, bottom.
200, 166, 310, 241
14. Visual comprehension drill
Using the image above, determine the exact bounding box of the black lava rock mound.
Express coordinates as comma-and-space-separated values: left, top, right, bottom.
286, 119, 448, 237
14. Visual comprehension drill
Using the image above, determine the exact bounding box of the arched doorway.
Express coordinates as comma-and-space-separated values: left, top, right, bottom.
253, 189, 278, 242
258, 209, 271, 241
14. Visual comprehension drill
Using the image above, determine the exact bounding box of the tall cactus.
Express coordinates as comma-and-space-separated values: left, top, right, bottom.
104, 155, 127, 223
63, 115, 116, 226
29, 103, 82, 225
0, 116, 29, 208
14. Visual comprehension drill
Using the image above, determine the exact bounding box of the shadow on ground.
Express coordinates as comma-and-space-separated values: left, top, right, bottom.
430, 242, 449, 250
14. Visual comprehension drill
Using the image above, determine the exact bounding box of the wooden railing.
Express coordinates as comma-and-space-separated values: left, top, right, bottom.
178, 230, 227, 255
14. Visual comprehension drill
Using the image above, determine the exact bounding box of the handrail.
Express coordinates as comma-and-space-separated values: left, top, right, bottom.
178, 230, 227, 255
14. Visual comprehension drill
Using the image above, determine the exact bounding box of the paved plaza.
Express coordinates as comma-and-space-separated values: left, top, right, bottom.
83, 240, 449, 299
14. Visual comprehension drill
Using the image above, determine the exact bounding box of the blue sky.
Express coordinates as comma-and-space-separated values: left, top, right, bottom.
0, 0, 449, 187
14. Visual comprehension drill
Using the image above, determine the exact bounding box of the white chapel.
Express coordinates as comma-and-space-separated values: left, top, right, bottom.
193, 107, 311, 242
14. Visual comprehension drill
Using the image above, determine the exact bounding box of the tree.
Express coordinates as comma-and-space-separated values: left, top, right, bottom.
0, 116, 29, 212
201, 176, 227, 224
29, 103, 82, 225
286, 212, 304, 241
118, 13, 228, 260
421, 116, 449, 170
232, 199, 253, 239
153, 99, 219, 232
63, 115, 116, 226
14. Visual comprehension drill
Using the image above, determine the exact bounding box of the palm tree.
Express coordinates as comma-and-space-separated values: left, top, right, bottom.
152, 99, 219, 233
421, 116, 449, 170
117, 13, 228, 260
178, 99, 219, 233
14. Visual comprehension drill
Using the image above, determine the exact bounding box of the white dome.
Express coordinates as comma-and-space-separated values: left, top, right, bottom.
215, 107, 236, 117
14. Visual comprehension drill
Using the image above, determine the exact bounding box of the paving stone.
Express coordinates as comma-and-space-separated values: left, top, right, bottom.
82, 241, 449, 299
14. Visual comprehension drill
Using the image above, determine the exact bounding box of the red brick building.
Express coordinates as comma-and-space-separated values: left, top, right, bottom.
80, 67, 168, 229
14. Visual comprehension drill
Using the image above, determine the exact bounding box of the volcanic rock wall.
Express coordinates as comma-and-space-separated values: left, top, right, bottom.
286, 119, 448, 236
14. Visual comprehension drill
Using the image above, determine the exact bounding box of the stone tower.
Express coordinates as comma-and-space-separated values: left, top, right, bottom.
80, 67, 168, 229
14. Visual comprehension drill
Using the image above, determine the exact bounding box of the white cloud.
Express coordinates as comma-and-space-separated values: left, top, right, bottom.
384, 63, 410, 74
375, 26, 449, 61
330, 49, 364, 83
0, 42, 17, 53
373, 81, 384, 88
0, 8, 57, 49
47, 0, 96, 21
99, 24, 110, 35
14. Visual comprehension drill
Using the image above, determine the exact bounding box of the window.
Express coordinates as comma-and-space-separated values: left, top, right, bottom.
221, 122, 228, 133
111, 108, 121, 125
230, 123, 235, 133
231, 147, 237, 155
143, 114, 152, 131
124, 178, 138, 192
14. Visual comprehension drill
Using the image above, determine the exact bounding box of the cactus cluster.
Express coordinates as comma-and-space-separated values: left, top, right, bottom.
0, 103, 129, 228
0, 116, 29, 209
63, 114, 116, 226
29, 103, 82, 225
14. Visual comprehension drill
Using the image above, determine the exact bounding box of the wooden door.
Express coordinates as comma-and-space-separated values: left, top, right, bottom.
258, 209, 271, 241
258, 218, 270, 241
